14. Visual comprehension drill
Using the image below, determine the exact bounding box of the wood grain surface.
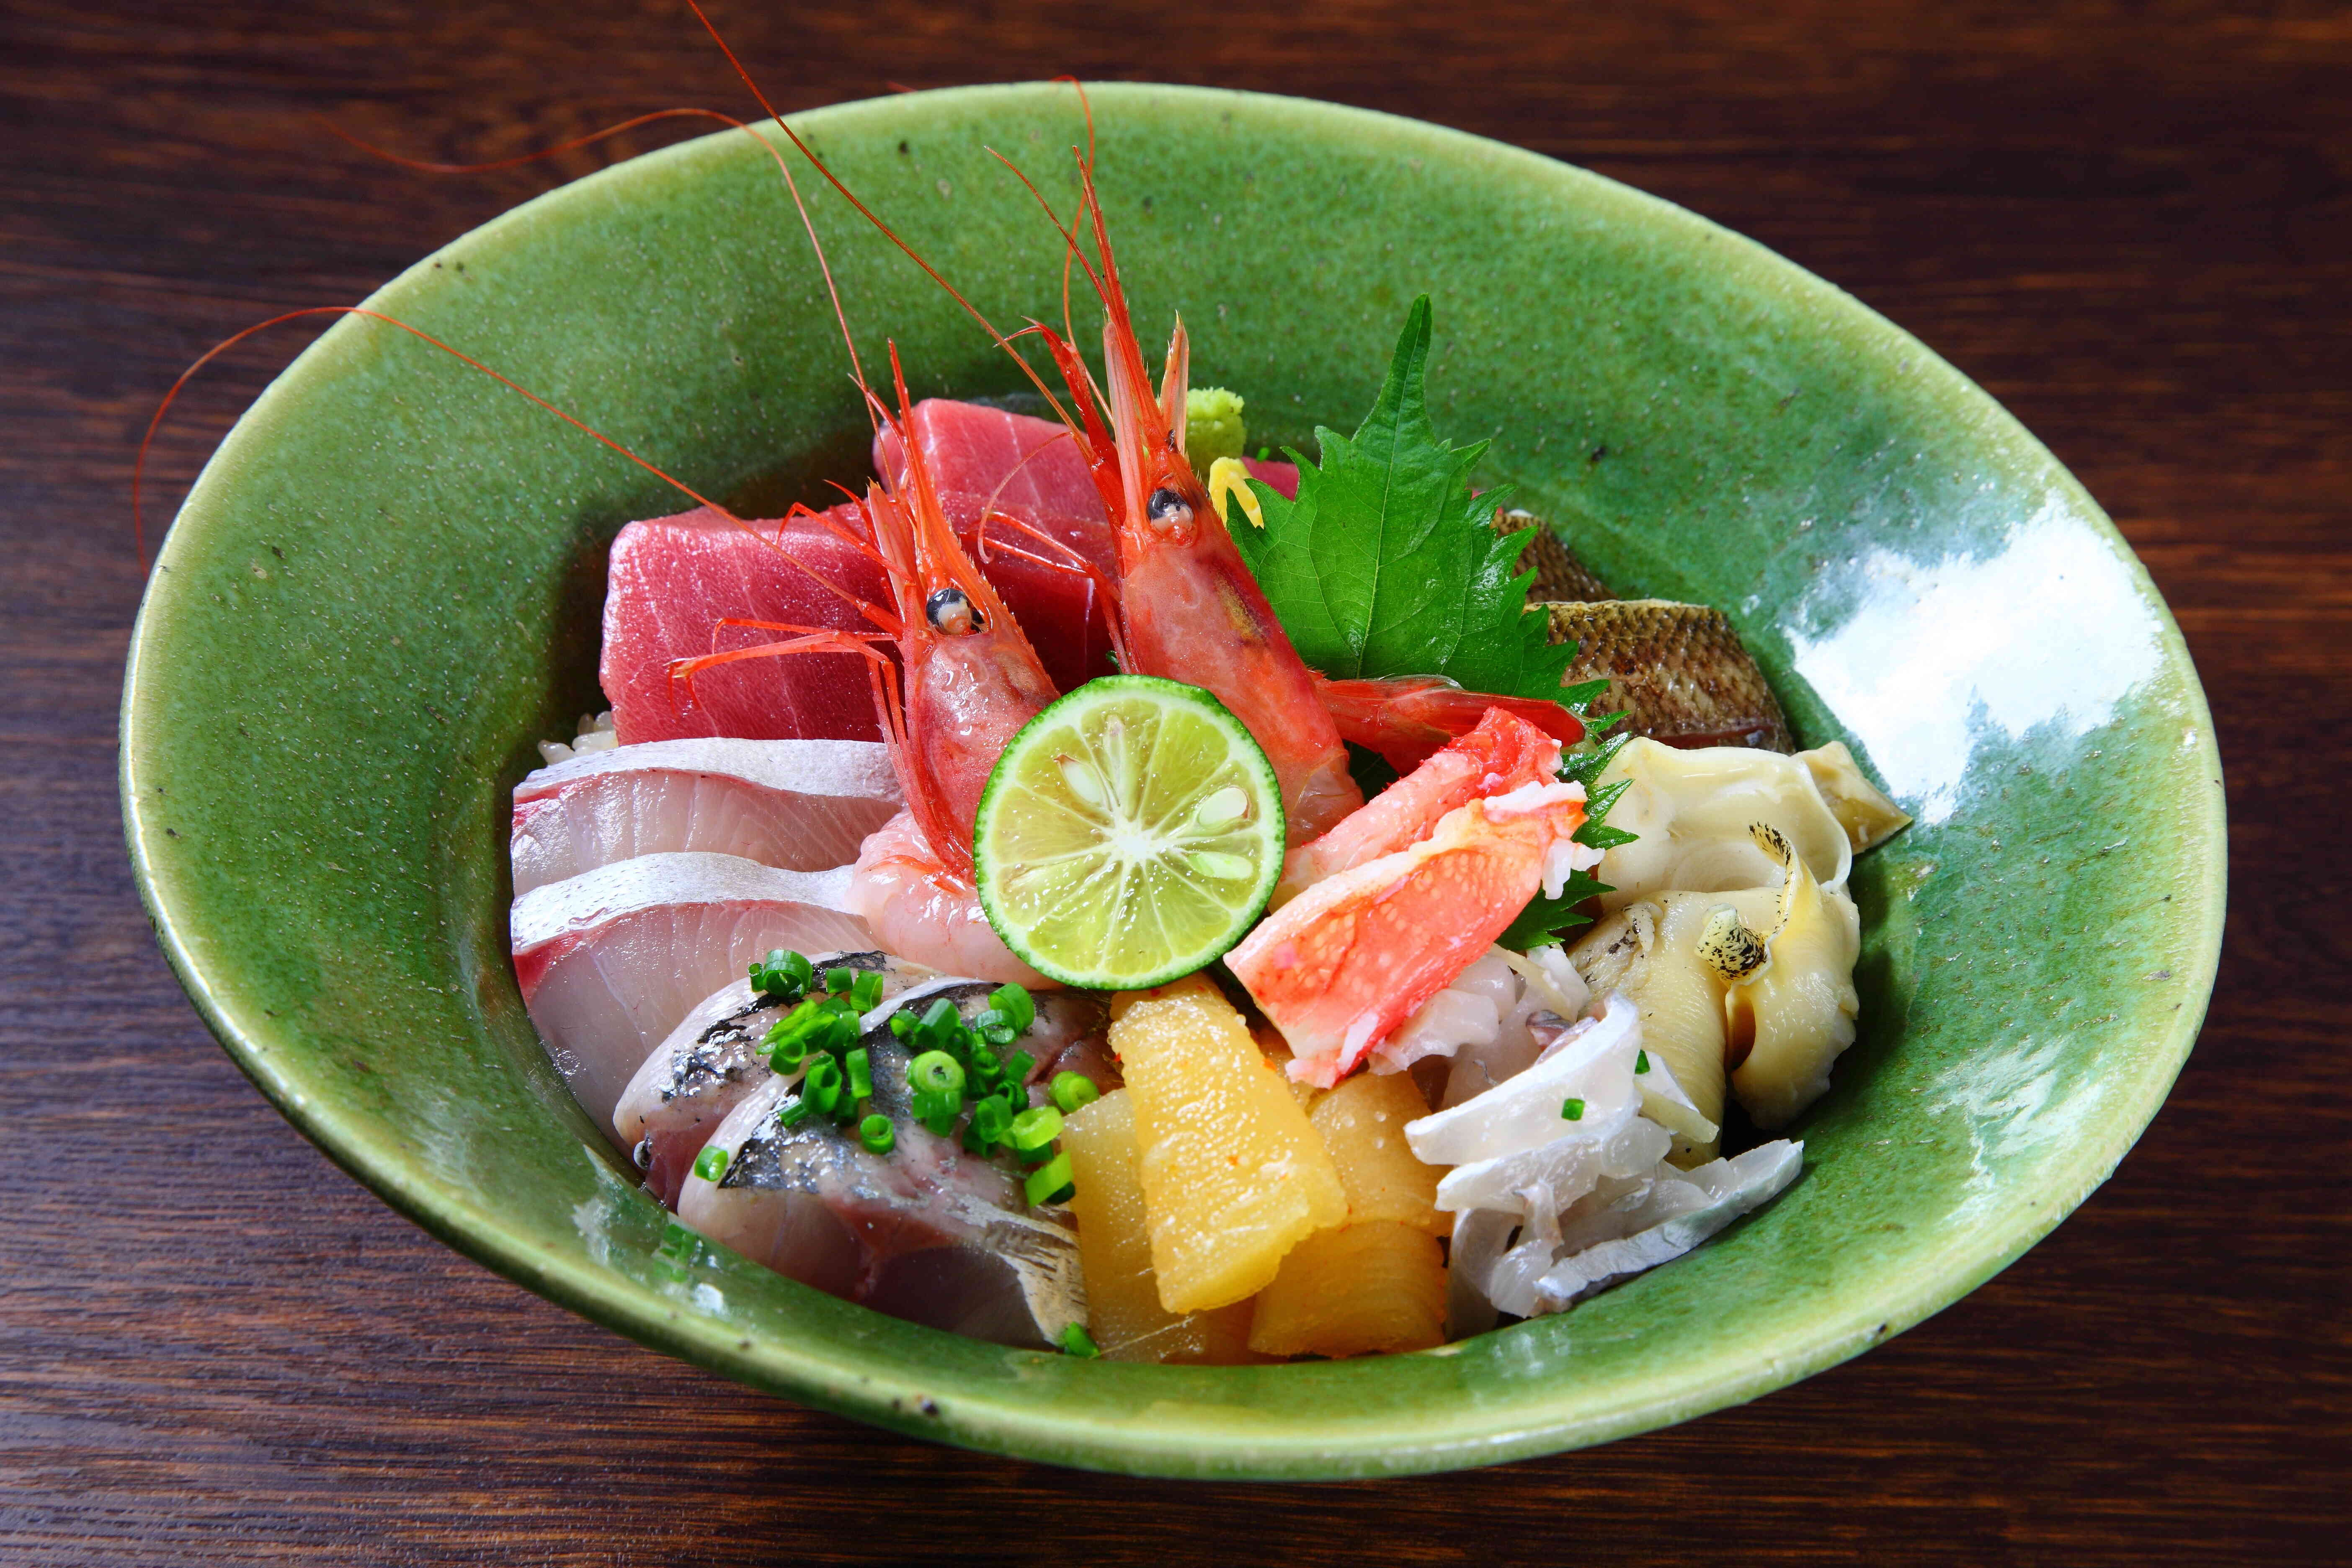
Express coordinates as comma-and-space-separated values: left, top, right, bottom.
4, 1, 2346, 1562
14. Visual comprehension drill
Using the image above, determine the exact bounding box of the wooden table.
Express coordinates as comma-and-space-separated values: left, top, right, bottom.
5, 1, 2343, 1560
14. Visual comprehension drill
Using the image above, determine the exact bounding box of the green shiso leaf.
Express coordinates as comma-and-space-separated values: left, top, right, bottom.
1229, 296, 1573, 703
1496, 720, 1639, 951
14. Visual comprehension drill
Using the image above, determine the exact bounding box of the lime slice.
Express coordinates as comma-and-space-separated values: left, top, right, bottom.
973, 676, 1285, 990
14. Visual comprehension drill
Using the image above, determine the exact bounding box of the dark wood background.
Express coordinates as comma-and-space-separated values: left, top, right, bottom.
5, 0, 2345, 1561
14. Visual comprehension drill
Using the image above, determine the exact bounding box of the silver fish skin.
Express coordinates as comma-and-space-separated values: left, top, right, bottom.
677, 984, 1111, 1348
614, 950, 929, 1205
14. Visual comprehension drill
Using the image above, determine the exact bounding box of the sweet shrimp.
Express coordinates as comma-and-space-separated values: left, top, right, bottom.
1000, 164, 1364, 846
671, 353, 1065, 984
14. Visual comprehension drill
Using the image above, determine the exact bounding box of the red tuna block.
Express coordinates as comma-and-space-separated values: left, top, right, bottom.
875, 400, 1119, 684
602, 505, 890, 745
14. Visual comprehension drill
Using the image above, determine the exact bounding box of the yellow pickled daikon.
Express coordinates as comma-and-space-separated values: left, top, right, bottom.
1248, 1070, 1449, 1357
1058, 1090, 1259, 1364
1246, 1223, 1447, 1358
1109, 976, 1346, 1313
1305, 1071, 1445, 1234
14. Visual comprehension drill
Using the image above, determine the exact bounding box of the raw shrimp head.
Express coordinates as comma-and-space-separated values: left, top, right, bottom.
861, 350, 1061, 876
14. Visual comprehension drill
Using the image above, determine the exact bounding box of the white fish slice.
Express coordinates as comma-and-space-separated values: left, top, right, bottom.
1530, 1140, 1805, 1313
1432, 1102, 1672, 1215
511, 852, 872, 1133
510, 737, 900, 894
1404, 992, 1641, 1167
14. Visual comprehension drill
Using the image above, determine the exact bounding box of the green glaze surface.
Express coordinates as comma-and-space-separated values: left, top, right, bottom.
122, 85, 2224, 1479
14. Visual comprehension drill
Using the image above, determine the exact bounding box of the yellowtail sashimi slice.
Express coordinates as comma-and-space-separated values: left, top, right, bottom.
510, 737, 901, 895
510, 851, 871, 1132
972, 676, 1284, 990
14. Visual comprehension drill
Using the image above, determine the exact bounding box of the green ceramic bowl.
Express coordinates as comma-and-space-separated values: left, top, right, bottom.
121, 84, 2224, 1478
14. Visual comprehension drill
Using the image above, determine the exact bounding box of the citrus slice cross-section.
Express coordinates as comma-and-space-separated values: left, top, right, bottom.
973, 676, 1286, 991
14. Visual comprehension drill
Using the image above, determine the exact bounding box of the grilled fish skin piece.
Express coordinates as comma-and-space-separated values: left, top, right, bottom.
1500, 513, 1790, 751
1541, 600, 1793, 753
614, 950, 927, 1204
1506, 511, 1617, 603
676, 983, 1111, 1347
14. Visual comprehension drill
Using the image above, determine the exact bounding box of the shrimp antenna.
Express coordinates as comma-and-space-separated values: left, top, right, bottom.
134, 307, 738, 570
683, 0, 1081, 429
320, 101, 871, 404
315, 107, 743, 174
136, 307, 905, 651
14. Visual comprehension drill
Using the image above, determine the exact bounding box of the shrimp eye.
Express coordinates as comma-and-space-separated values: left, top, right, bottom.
925, 586, 983, 635
1146, 487, 1195, 531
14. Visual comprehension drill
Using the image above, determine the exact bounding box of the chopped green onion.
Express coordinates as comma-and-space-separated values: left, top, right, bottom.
967, 1094, 1013, 1154
846, 1047, 873, 1102
763, 999, 828, 1068
1010, 1104, 1063, 1155
1058, 1322, 1100, 1358
825, 1011, 860, 1056
692, 1145, 730, 1182
1024, 1151, 1075, 1206
970, 1046, 1003, 1092
908, 1050, 966, 1100
655, 1221, 699, 1275
1049, 1072, 1101, 1114
1560, 1096, 1586, 1122
1635, 1050, 1650, 1074
851, 969, 885, 1014
858, 1114, 895, 1155
889, 1010, 917, 1039
920, 997, 959, 1036
777, 1096, 815, 1129
824, 965, 856, 998
802, 1054, 843, 1114
989, 983, 1035, 1034
1004, 1048, 1037, 1088
750, 948, 814, 999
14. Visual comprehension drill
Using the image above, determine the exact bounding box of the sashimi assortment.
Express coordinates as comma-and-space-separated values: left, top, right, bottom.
500, 125, 1911, 1361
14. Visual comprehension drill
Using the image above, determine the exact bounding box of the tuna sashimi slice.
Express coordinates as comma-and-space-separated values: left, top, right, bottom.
601, 490, 1113, 745
509, 737, 901, 894
873, 400, 1120, 687
603, 504, 888, 746
874, 399, 1108, 524
1243, 456, 1300, 499
511, 851, 871, 1132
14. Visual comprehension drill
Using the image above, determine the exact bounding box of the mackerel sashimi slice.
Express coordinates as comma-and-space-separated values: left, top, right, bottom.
612, 950, 927, 1205
676, 978, 1106, 1347
602, 504, 888, 746
509, 737, 901, 895
510, 851, 872, 1132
